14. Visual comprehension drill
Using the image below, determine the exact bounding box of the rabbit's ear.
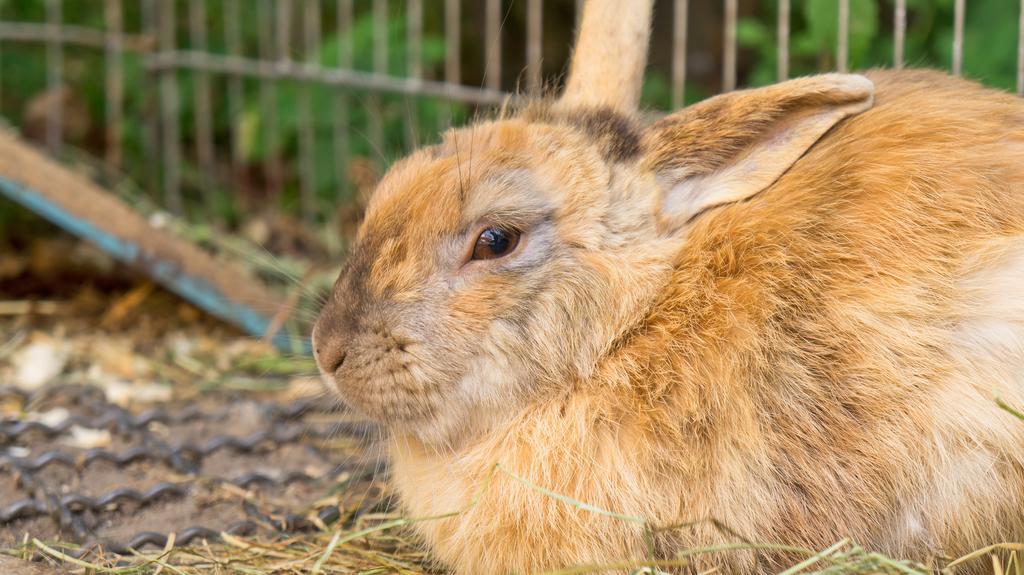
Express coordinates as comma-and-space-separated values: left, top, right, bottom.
643, 74, 875, 233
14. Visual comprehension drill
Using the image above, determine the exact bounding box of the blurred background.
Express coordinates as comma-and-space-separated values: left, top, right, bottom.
0, 0, 1021, 343
0, 0, 1020, 236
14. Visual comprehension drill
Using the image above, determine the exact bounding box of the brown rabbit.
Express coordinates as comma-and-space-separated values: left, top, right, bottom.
313, 0, 1024, 572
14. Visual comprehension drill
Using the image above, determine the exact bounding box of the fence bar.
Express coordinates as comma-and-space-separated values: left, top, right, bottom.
440, 0, 460, 131
837, 0, 849, 73
1018, 0, 1023, 95
0, 4, 3, 115
225, 0, 244, 172
334, 0, 353, 198
46, 0, 63, 152
952, 0, 964, 76
299, 0, 320, 222
159, 0, 182, 213
148, 52, 514, 105
527, 0, 542, 94
0, 23, 148, 50
723, 0, 736, 92
445, 0, 461, 86
338, 3, 352, 67
407, 0, 423, 148
671, 0, 688, 108
190, 0, 216, 208
276, 0, 292, 198
141, 0, 159, 197
409, 0, 423, 81
277, 0, 292, 64
258, 0, 282, 198
894, 0, 906, 69
370, 0, 386, 162
485, 0, 502, 92
104, 0, 123, 169
777, 0, 789, 81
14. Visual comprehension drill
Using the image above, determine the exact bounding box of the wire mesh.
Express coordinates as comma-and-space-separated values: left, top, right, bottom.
0, 383, 380, 558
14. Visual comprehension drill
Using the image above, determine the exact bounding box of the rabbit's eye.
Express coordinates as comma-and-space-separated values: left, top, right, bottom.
472, 227, 520, 260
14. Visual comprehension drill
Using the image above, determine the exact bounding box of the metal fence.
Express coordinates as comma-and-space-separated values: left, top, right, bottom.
0, 0, 1022, 224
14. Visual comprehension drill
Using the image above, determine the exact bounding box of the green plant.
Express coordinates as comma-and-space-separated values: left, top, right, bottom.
738, 0, 1020, 91
236, 9, 464, 207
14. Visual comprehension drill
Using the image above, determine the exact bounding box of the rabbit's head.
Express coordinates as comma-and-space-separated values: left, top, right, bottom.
313, 1, 874, 446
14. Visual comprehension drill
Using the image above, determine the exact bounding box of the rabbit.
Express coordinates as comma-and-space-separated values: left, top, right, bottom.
312, 0, 1024, 572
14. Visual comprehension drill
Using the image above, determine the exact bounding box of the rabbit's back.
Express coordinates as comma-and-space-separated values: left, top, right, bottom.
655, 69, 1024, 563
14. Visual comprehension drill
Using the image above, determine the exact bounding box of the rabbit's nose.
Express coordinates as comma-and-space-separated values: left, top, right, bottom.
313, 322, 348, 376
316, 342, 348, 375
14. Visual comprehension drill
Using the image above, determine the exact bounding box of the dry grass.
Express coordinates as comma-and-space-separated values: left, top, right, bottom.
8, 523, 1024, 574
6, 459, 1024, 575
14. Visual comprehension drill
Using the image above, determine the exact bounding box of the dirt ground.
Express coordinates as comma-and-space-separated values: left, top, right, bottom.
0, 236, 434, 574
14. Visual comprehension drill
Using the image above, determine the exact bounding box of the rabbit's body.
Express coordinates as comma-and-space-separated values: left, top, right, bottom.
381, 70, 1024, 573
313, 1, 1024, 569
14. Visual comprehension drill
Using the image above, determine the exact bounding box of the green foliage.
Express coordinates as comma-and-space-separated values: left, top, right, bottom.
0, 0, 465, 222
236, 7, 464, 201
0, 1, 1021, 224
739, 0, 1020, 91
639, 71, 711, 111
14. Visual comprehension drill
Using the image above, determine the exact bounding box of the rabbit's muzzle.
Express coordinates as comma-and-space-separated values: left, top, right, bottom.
313, 296, 447, 425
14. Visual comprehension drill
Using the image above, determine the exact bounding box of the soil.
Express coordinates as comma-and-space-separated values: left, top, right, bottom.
0, 475, 31, 509
0, 553, 67, 574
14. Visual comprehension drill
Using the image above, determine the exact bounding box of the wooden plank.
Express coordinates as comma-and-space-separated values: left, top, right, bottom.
0, 128, 293, 350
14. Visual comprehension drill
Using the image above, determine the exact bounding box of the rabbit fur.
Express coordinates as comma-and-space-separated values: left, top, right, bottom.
313, 1, 1024, 572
